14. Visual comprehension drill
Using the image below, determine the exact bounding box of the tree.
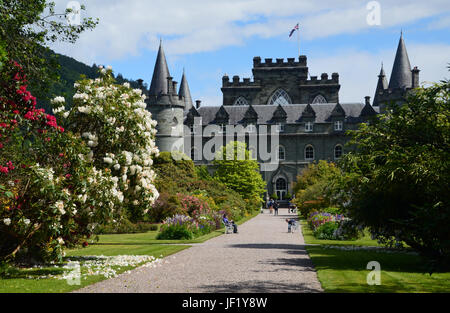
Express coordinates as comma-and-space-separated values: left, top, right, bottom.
292, 160, 342, 218
0, 0, 98, 102
340, 76, 450, 270
213, 141, 266, 202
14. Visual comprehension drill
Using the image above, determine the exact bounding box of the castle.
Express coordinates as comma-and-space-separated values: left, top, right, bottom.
145, 34, 419, 203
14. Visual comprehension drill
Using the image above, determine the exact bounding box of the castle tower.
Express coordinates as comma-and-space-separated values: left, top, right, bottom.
376, 33, 420, 112
179, 69, 194, 111
372, 64, 388, 106
147, 40, 185, 153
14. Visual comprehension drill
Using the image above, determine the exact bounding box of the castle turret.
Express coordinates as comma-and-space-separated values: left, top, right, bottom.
373, 64, 388, 106
147, 40, 185, 153
179, 69, 194, 111
388, 33, 412, 89
376, 33, 420, 112
149, 40, 171, 96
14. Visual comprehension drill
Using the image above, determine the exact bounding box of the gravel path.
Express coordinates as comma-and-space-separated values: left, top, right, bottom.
74, 209, 323, 293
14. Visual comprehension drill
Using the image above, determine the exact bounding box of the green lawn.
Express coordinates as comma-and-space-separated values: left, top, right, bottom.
301, 220, 450, 293
0, 210, 260, 293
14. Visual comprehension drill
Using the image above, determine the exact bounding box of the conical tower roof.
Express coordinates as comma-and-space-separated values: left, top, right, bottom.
388, 33, 412, 89
179, 69, 193, 110
373, 64, 388, 106
149, 40, 171, 96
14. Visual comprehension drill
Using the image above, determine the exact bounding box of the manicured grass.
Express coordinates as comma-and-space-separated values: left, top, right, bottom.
301, 220, 450, 293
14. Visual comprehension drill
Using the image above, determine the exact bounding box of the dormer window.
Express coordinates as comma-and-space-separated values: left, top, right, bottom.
276, 123, 285, 133
218, 124, 227, 134
334, 121, 343, 131
247, 124, 256, 133
305, 122, 313, 132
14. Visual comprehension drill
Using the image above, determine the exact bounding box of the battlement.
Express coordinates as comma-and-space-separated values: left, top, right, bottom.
222, 75, 260, 88
303, 72, 339, 85
253, 55, 308, 68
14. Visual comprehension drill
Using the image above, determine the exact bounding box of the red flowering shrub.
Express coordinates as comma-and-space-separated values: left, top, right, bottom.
0, 61, 121, 263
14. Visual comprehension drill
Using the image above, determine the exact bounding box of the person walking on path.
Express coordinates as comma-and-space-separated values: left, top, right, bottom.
273, 200, 279, 216
268, 198, 274, 214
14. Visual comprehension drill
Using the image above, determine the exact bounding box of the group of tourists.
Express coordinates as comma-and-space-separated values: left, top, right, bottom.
267, 198, 279, 215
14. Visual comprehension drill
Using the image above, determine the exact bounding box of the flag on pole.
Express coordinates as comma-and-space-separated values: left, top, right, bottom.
289, 23, 299, 37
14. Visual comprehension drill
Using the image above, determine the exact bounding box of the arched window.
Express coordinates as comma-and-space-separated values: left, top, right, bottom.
268, 89, 292, 105
334, 145, 343, 159
275, 178, 288, 200
278, 146, 285, 161
312, 94, 327, 104
305, 145, 314, 160
234, 96, 249, 106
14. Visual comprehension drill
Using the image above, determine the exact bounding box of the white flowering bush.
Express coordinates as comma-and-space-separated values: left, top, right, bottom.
0, 61, 123, 263
55, 66, 159, 221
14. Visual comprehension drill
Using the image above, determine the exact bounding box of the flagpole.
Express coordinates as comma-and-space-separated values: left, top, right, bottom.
297, 23, 300, 57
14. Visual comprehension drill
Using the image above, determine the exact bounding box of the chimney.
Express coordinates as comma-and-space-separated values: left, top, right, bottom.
365, 96, 371, 106
172, 81, 178, 95
196, 100, 201, 109
412, 66, 420, 88
166, 76, 173, 94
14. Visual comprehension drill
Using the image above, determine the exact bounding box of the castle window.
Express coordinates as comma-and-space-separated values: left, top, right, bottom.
278, 146, 286, 161
305, 122, 313, 132
334, 121, 343, 131
305, 145, 314, 160
334, 145, 343, 159
276, 123, 285, 133
312, 95, 327, 104
234, 96, 249, 106
268, 89, 292, 106
218, 124, 227, 134
247, 124, 256, 133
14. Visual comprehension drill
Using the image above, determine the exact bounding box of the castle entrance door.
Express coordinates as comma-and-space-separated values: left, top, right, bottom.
275, 178, 287, 200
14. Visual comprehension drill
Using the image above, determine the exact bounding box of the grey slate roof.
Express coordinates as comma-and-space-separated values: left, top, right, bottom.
192, 103, 372, 125
179, 70, 193, 110
149, 41, 171, 96
388, 34, 412, 89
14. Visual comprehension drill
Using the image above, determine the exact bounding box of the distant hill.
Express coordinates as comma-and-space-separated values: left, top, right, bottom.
34, 50, 148, 112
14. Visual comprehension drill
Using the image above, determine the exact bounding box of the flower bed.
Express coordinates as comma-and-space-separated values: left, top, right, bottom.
307, 211, 360, 241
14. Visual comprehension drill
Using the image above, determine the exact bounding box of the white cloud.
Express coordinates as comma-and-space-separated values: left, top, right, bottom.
51, 0, 450, 64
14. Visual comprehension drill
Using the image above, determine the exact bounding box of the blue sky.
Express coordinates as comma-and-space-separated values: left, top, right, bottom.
52, 0, 450, 105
